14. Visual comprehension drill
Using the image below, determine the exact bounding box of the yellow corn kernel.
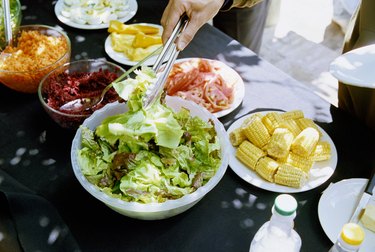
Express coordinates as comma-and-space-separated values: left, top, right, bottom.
229, 128, 247, 147
242, 115, 271, 148
236, 140, 266, 170
276, 154, 288, 164
291, 127, 320, 157
255, 156, 279, 182
278, 119, 302, 137
309, 141, 331, 161
274, 164, 308, 188
281, 110, 304, 120
241, 113, 263, 128
285, 152, 314, 173
266, 128, 294, 159
296, 117, 322, 136
261, 112, 284, 134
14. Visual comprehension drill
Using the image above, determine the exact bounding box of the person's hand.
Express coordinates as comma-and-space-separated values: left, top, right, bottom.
161, 0, 224, 51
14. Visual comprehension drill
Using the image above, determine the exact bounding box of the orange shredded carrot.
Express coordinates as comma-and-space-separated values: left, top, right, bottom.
0, 30, 68, 72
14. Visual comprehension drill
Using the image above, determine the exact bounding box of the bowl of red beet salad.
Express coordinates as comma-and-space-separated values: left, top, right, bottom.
38, 59, 126, 129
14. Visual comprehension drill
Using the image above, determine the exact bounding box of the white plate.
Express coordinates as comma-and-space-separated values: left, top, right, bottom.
54, 0, 138, 30
330, 44, 375, 88
168, 58, 245, 118
318, 178, 375, 251
227, 111, 338, 193
104, 23, 167, 66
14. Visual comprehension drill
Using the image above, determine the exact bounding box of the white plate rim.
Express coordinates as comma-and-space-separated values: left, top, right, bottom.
318, 178, 375, 252
329, 44, 375, 88
104, 23, 166, 66
318, 178, 368, 242
227, 110, 338, 193
169, 57, 245, 118
54, 0, 138, 30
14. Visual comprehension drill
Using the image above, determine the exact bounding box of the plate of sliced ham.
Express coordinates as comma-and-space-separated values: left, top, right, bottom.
164, 58, 245, 118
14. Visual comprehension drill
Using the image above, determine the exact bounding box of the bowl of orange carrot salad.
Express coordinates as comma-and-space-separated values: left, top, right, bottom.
0, 24, 71, 93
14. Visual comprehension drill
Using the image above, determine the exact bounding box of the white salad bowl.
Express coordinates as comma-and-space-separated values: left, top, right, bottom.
71, 96, 230, 220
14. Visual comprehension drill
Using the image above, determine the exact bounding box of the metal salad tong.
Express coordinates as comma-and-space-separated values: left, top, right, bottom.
142, 15, 189, 108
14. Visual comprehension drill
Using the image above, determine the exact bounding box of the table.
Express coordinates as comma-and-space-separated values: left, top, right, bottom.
0, 1, 374, 251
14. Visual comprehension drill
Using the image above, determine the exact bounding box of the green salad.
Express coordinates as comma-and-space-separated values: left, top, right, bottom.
78, 67, 222, 203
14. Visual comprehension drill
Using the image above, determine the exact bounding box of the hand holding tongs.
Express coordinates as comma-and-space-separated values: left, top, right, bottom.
143, 15, 189, 108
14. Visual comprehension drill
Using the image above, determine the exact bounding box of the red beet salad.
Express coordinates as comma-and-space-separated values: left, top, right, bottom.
44, 68, 120, 115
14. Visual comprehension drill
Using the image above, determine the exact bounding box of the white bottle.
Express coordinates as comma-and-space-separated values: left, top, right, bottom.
328, 223, 365, 252
249, 194, 302, 252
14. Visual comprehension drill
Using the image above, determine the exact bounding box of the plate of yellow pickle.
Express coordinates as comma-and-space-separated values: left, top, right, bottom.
227, 110, 338, 193
105, 20, 168, 66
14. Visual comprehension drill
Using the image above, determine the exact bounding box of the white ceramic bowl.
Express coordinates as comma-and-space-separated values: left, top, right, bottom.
71, 96, 230, 220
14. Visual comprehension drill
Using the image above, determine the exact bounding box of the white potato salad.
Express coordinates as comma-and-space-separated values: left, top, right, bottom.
61, 0, 129, 25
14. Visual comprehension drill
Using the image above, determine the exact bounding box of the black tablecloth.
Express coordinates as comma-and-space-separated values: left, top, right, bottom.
1, 1, 374, 251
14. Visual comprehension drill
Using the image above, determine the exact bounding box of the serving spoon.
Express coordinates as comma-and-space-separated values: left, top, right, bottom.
59, 46, 163, 111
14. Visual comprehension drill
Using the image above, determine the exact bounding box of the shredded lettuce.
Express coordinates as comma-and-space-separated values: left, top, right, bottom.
78, 66, 221, 203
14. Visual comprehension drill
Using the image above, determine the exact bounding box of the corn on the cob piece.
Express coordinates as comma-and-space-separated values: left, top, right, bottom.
291, 127, 320, 157
295, 117, 322, 136
266, 128, 294, 159
236, 140, 266, 170
261, 112, 284, 134
241, 113, 263, 128
285, 152, 314, 173
309, 141, 331, 161
255, 156, 279, 182
278, 119, 302, 137
276, 155, 288, 164
242, 115, 271, 148
281, 110, 304, 120
229, 128, 247, 147
274, 163, 308, 188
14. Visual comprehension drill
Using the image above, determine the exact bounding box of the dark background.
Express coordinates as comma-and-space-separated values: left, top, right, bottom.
0, 0, 374, 251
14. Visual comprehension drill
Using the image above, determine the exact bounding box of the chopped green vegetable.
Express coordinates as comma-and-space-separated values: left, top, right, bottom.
78, 66, 222, 203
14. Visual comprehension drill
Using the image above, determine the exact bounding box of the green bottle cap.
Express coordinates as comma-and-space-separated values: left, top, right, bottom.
274, 194, 298, 216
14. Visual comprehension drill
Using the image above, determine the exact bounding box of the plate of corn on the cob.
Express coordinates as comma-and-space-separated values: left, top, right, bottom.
227, 110, 337, 193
